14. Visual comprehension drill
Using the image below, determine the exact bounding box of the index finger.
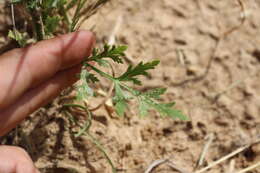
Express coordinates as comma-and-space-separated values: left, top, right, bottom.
0, 30, 95, 109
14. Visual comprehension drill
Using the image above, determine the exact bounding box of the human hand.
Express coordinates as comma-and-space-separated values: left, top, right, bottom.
0, 145, 40, 173
0, 30, 95, 137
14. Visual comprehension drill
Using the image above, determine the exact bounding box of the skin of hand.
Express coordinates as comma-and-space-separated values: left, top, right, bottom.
0, 30, 95, 173
0, 145, 40, 173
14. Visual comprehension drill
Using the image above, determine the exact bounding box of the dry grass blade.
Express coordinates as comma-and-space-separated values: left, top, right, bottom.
227, 159, 235, 173
195, 133, 215, 169
195, 145, 249, 173
237, 161, 260, 173
166, 160, 191, 173
10, 3, 16, 30
108, 15, 123, 45
76, 0, 110, 29
144, 159, 167, 173
223, 0, 246, 36
211, 74, 253, 101
144, 159, 190, 173
195, 138, 260, 173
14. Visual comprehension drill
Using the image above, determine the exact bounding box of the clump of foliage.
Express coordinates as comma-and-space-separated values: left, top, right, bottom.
6, 0, 187, 172
8, 0, 186, 119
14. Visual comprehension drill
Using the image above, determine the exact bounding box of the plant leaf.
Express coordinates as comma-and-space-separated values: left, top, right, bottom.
76, 69, 96, 100
143, 88, 167, 99
139, 100, 149, 117
113, 82, 130, 116
117, 60, 160, 85
115, 100, 127, 116
95, 59, 110, 67
152, 102, 187, 120
86, 73, 99, 83
8, 30, 28, 47
137, 96, 187, 120
90, 44, 127, 64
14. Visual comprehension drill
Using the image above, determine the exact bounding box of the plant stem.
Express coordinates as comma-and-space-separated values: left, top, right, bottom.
60, 5, 71, 29
86, 133, 117, 173
63, 103, 117, 173
29, 2, 44, 41
86, 63, 115, 81
70, 0, 88, 32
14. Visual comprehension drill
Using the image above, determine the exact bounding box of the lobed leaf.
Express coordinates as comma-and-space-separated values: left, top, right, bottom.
76, 69, 97, 100
138, 100, 149, 117
138, 97, 187, 120
8, 30, 29, 47
143, 88, 167, 99
113, 82, 132, 116
115, 100, 127, 116
152, 102, 187, 120
117, 60, 160, 85
90, 44, 127, 64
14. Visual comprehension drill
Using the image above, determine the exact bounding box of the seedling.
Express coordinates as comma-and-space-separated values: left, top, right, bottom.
8, 0, 186, 119
6, 0, 187, 172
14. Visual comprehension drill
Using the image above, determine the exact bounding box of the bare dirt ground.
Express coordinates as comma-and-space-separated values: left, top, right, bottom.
1, 0, 260, 173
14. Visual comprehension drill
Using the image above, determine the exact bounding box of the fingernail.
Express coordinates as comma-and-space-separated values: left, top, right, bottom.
77, 30, 96, 57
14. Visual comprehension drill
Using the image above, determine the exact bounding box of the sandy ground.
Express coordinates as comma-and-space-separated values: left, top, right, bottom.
1, 0, 260, 173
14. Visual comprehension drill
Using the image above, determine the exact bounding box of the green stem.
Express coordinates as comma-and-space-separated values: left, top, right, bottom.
66, 0, 79, 10
63, 103, 117, 173
63, 104, 92, 134
120, 83, 140, 96
27, 1, 44, 41
63, 109, 77, 125
60, 5, 71, 29
86, 133, 117, 173
86, 63, 115, 81
70, 0, 88, 32
31, 10, 44, 41
70, 0, 81, 31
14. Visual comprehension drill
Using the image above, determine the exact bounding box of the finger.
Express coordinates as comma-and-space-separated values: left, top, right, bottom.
0, 146, 39, 173
0, 65, 81, 137
0, 30, 94, 109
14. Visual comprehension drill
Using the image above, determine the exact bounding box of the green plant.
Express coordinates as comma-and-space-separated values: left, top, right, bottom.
8, 0, 186, 120
6, 0, 187, 172
81, 45, 186, 119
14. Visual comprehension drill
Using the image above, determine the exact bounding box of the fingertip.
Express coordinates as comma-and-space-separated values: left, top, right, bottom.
59, 30, 95, 68
73, 30, 96, 56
